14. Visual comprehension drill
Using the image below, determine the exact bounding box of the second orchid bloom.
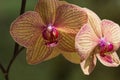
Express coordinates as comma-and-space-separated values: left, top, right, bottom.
75, 8, 120, 75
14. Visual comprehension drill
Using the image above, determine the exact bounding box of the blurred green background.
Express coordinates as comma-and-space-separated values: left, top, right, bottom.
0, 0, 120, 80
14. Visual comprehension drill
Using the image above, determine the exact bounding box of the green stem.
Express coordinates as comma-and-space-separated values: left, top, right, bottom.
0, 0, 26, 80
5, 47, 25, 80
0, 62, 6, 73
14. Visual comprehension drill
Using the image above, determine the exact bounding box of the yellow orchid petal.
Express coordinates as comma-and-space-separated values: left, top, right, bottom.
80, 54, 97, 75
58, 32, 76, 52
44, 47, 60, 61
84, 8, 102, 38
55, 4, 88, 34
101, 19, 120, 50
35, 0, 58, 24
75, 24, 99, 61
59, 0, 68, 5
55, 4, 87, 52
10, 11, 44, 47
26, 35, 53, 64
96, 52, 120, 67
62, 51, 80, 64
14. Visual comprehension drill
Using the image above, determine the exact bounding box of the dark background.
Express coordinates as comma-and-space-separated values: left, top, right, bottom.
0, 0, 120, 80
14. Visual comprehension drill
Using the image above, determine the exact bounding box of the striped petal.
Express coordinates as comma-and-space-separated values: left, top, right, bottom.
26, 35, 53, 64
62, 51, 80, 64
59, 0, 68, 5
35, 0, 58, 24
84, 8, 102, 38
10, 11, 44, 47
55, 4, 87, 52
55, 4, 88, 34
75, 24, 98, 61
96, 52, 120, 67
57, 32, 76, 52
80, 54, 97, 75
44, 47, 60, 61
101, 20, 120, 50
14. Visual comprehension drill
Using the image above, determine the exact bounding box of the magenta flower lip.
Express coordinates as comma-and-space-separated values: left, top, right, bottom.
99, 37, 114, 54
42, 25, 59, 47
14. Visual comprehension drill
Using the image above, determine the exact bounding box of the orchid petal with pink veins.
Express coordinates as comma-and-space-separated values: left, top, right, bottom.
83, 8, 102, 38
57, 32, 81, 64
101, 20, 120, 50
35, 0, 58, 24
44, 47, 60, 61
55, 5, 87, 34
27, 35, 53, 64
10, 11, 44, 47
55, 4, 88, 52
75, 24, 98, 61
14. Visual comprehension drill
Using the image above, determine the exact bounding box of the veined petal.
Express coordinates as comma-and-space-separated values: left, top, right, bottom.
26, 35, 53, 64
10, 11, 44, 47
62, 51, 80, 64
35, 0, 58, 24
80, 54, 97, 75
84, 8, 102, 38
75, 24, 98, 60
55, 4, 88, 34
96, 52, 120, 67
59, 0, 68, 5
101, 20, 120, 50
57, 32, 76, 52
44, 47, 60, 61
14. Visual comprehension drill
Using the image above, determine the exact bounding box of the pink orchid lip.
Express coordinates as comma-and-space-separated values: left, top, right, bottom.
42, 24, 59, 47
101, 55, 113, 63
99, 38, 114, 63
46, 41, 58, 47
98, 37, 114, 63
99, 37, 114, 55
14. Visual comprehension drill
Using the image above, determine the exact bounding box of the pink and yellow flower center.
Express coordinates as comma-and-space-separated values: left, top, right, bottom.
42, 25, 59, 47
99, 38, 114, 56
98, 38, 114, 63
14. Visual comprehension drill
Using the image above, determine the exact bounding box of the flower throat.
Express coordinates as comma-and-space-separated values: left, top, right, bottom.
99, 38, 114, 56
42, 25, 59, 47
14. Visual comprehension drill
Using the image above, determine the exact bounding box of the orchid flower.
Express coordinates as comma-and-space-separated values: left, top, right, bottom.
10, 0, 88, 64
75, 8, 120, 75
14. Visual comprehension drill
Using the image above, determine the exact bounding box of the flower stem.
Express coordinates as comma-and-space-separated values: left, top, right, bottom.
20, 0, 26, 15
0, 62, 6, 73
0, 0, 26, 80
5, 47, 25, 80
